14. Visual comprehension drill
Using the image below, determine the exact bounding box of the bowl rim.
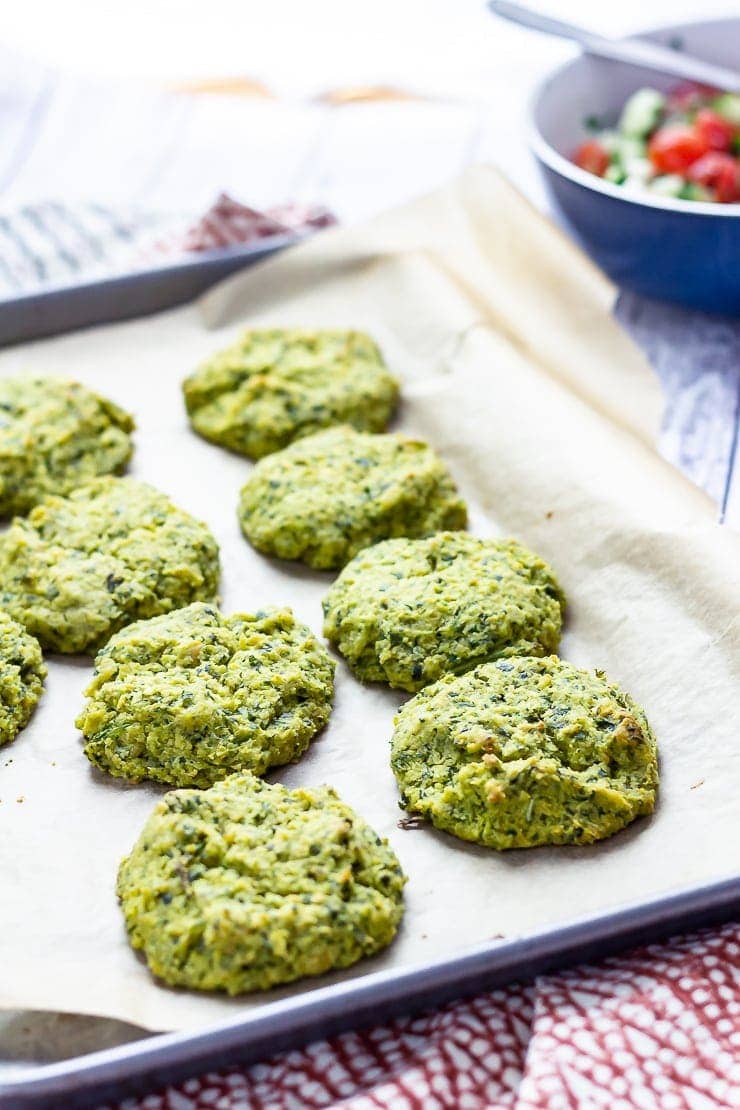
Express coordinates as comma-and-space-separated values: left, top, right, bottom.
528, 15, 740, 218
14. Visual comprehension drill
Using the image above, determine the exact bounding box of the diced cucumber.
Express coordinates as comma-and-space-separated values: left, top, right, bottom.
648, 174, 686, 197
712, 93, 740, 126
618, 88, 666, 138
608, 136, 648, 180
604, 163, 626, 185
596, 129, 621, 155
646, 177, 713, 203
618, 136, 648, 162
679, 182, 714, 202
621, 156, 654, 184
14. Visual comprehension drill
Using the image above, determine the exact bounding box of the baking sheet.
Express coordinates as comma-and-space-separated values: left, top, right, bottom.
0, 166, 738, 1034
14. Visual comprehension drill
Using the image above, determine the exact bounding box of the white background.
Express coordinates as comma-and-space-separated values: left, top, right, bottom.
0, 1, 733, 94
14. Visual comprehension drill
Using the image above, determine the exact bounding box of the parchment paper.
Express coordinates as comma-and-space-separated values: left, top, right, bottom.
1, 166, 738, 1033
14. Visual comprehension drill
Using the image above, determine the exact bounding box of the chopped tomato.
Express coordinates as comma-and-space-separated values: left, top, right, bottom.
647, 124, 708, 173
666, 80, 718, 113
570, 82, 740, 205
573, 140, 609, 177
687, 152, 740, 202
694, 108, 736, 151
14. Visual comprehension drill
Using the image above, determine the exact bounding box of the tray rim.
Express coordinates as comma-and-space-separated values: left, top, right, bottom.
2, 872, 739, 1109
0, 247, 738, 1107
0, 232, 299, 347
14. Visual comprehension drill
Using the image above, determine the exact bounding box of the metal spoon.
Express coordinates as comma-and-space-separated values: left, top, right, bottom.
488, 1, 740, 94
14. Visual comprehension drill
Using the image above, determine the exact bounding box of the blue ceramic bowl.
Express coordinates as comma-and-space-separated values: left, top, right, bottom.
530, 18, 740, 313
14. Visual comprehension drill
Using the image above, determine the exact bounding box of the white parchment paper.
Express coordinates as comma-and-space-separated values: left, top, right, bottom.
1, 168, 738, 1033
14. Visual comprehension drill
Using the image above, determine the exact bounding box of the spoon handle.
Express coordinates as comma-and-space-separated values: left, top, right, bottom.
488, 1, 740, 95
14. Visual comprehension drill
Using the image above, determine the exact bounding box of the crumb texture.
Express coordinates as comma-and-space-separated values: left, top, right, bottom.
323, 532, 565, 691
78, 603, 335, 786
239, 426, 467, 569
0, 376, 134, 515
391, 656, 658, 849
117, 773, 406, 994
0, 611, 45, 748
183, 328, 399, 458
0, 477, 220, 654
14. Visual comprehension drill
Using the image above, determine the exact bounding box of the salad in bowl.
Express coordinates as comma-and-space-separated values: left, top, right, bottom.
573, 82, 740, 204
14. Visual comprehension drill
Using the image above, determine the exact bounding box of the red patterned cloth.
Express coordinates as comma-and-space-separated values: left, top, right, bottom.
121, 921, 740, 1109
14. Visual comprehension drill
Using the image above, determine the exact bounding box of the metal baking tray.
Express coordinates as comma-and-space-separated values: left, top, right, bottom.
1, 249, 738, 1109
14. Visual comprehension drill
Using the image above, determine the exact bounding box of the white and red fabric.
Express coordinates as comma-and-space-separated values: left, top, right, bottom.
115, 921, 740, 1109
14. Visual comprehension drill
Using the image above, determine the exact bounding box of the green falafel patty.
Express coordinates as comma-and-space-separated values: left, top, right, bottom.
0, 477, 219, 654
391, 656, 658, 849
238, 426, 467, 570
0, 376, 134, 516
78, 603, 335, 787
323, 533, 565, 692
0, 611, 46, 748
117, 773, 406, 994
183, 328, 399, 458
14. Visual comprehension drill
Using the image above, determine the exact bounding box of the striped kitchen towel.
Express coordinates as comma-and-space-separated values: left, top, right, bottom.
0, 194, 334, 295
